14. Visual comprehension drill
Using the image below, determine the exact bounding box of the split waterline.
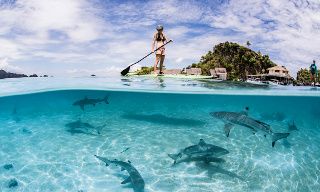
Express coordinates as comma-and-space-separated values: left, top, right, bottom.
0, 77, 319, 191
0, 77, 320, 97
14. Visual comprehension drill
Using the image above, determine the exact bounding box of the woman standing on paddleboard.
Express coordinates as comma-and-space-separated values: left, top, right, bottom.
152, 25, 168, 75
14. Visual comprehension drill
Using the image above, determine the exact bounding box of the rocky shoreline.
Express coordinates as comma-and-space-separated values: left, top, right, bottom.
0, 70, 48, 79
0, 70, 28, 79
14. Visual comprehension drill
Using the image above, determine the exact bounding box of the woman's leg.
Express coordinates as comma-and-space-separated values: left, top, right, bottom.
154, 54, 160, 74
159, 55, 165, 74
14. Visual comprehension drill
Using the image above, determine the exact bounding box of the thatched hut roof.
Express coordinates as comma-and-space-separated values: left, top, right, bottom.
267, 66, 289, 72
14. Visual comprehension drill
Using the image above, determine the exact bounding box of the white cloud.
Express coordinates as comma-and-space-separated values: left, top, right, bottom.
0, 39, 21, 59
13, 0, 105, 43
206, 0, 320, 75
144, 0, 205, 24
0, 58, 22, 72
166, 26, 191, 39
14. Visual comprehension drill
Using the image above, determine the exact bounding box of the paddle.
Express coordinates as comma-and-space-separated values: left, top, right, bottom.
120, 40, 173, 76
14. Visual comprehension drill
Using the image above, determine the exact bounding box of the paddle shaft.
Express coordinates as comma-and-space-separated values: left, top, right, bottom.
128, 40, 172, 67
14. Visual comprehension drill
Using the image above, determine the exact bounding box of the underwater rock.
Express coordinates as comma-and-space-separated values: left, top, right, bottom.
8, 179, 18, 188
3, 164, 13, 170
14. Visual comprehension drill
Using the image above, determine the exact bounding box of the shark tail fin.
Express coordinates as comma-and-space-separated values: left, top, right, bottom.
104, 95, 109, 104
121, 177, 131, 185
168, 153, 181, 164
224, 123, 233, 137
272, 132, 290, 147
94, 155, 110, 166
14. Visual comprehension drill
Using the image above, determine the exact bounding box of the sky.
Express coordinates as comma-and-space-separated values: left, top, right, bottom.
0, 0, 320, 77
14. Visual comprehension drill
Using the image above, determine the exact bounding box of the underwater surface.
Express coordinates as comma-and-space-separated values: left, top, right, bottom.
0, 88, 319, 192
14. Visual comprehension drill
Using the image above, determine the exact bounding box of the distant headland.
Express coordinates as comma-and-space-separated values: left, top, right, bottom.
0, 70, 49, 79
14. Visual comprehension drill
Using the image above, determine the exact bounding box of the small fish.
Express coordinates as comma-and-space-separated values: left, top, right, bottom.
120, 147, 130, 154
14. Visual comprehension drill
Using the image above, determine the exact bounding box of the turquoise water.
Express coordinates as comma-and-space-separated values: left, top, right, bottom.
0, 87, 319, 192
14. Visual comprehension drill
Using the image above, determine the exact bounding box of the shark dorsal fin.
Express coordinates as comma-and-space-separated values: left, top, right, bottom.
121, 177, 131, 185
198, 139, 206, 146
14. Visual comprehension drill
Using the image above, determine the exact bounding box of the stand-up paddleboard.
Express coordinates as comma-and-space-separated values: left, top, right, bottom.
127, 73, 214, 80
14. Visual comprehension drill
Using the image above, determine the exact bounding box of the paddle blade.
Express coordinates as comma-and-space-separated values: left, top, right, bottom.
121, 66, 130, 76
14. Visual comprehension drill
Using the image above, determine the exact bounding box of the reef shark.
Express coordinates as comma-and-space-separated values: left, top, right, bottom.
73, 95, 109, 110
65, 119, 104, 135
210, 111, 290, 147
168, 139, 229, 164
95, 155, 145, 192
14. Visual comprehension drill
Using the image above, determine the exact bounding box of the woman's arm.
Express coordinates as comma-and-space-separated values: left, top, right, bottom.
151, 33, 156, 52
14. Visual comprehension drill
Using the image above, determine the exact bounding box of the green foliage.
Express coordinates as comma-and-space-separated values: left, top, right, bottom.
297, 68, 310, 82
296, 68, 317, 85
191, 41, 276, 80
136, 66, 153, 75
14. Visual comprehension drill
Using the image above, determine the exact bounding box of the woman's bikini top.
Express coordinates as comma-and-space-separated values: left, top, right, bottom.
156, 33, 166, 42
